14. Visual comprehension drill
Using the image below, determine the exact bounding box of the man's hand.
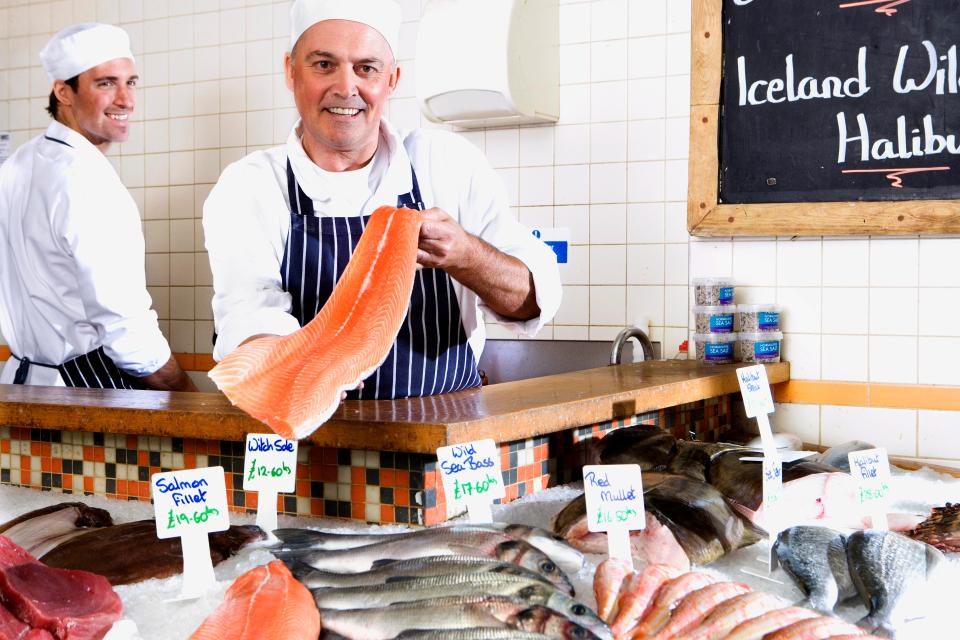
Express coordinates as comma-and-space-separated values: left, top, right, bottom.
417, 208, 476, 270
416, 208, 540, 321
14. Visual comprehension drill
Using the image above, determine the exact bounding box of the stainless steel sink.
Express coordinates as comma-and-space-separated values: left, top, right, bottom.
477, 338, 662, 384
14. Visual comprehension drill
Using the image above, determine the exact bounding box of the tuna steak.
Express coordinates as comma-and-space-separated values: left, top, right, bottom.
209, 205, 424, 439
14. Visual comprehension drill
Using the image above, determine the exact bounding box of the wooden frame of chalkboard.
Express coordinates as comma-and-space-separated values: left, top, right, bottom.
688, 0, 960, 237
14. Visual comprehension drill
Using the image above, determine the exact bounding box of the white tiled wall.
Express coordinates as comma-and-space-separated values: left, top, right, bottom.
0, 0, 955, 459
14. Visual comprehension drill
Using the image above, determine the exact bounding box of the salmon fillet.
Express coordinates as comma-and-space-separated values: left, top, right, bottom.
189, 560, 319, 640
209, 205, 424, 439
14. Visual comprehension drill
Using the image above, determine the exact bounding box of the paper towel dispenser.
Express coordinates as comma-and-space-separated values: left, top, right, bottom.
415, 0, 559, 129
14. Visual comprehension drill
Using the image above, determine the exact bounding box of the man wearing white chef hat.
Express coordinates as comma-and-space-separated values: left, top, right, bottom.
204, 0, 561, 399
0, 23, 196, 391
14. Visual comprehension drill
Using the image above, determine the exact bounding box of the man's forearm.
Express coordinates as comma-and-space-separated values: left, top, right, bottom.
445, 235, 540, 321
139, 354, 198, 391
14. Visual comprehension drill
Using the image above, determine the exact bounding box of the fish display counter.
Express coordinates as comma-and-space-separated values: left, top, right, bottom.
0, 361, 788, 526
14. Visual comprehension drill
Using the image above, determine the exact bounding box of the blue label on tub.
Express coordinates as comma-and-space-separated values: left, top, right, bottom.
758, 311, 780, 330
710, 314, 734, 332
755, 341, 780, 358
719, 287, 734, 305
704, 343, 734, 361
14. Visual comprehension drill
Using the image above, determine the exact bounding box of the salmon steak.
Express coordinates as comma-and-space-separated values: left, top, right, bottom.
209, 205, 424, 439
189, 560, 319, 640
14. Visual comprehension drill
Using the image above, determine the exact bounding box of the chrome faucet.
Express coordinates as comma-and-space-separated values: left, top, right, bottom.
610, 326, 655, 365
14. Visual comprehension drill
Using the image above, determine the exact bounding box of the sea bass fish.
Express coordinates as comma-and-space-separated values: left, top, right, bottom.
209, 205, 424, 440
774, 526, 856, 613
275, 523, 584, 574
189, 560, 318, 640
394, 631, 553, 640
274, 528, 573, 595
311, 573, 610, 640
0, 503, 113, 559
845, 529, 944, 637
285, 555, 554, 589
318, 596, 600, 640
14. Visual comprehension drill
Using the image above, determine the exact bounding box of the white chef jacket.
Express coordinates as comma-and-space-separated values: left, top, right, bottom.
0, 121, 171, 386
203, 118, 562, 362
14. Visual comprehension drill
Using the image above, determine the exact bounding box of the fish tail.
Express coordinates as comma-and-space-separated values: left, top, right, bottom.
856, 613, 896, 638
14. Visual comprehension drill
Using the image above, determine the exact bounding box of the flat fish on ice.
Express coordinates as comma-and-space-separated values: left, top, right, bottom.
0, 503, 113, 559
41, 520, 265, 585
189, 559, 319, 640
209, 205, 424, 440
773, 526, 856, 613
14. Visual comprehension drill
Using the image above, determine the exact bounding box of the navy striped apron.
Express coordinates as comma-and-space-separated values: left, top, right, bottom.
10, 131, 147, 389
11, 348, 146, 389
280, 159, 481, 399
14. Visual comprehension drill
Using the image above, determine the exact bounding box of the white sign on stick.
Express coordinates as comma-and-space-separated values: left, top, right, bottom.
848, 447, 892, 531
437, 439, 505, 523
242, 433, 298, 537
152, 467, 229, 599
583, 464, 645, 565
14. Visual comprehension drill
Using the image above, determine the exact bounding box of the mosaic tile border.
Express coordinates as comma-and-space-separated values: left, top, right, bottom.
0, 395, 732, 526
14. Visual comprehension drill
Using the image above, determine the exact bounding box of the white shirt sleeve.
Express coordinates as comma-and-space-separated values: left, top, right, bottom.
55, 167, 171, 376
441, 135, 562, 336
203, 157, 300, 361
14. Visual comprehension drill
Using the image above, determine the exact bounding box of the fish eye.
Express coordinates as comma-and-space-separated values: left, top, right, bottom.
571, 627, 587, 639
539, 560, 557, 573
571, 603, 587, 616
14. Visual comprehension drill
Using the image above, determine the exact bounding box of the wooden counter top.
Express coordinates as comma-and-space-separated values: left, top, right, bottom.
0, 361, 789, 453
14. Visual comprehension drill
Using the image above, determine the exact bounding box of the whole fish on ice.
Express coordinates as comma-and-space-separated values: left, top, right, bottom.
318, 596, 600, 640
773, 526, 856, 613
0, 503, 112, 559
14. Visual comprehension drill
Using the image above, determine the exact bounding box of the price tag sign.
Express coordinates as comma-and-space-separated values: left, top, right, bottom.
437, 439, 505, 523
848, 447, 892, 531
243, 433, 297, 537
583, 464, 645, 564
152, 467, 229, 599
737, 365, 775, 419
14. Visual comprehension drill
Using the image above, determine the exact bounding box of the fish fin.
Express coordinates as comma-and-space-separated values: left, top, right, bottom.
272, 528, 323, 547
370, 558, 402, 569
281, 558, 318, 581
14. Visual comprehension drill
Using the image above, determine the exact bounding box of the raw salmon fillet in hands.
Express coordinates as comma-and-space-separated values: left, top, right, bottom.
209, 206, 424, 440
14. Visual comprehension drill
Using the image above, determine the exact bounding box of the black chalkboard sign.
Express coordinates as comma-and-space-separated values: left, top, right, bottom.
720, 0, 960, 204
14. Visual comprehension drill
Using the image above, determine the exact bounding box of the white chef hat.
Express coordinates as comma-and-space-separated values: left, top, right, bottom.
39, 23, 135, 82
289, 0, 402, 59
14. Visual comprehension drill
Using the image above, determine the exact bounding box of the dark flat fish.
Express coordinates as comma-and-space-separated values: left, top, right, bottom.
0, 503, 113, 559
814, 441, 876, 472
666, 441, 742, 482
846, 530, 944, 638
644, 475, 764, 565
40, 520, 265, 585
774, 526, 855, 613
908, 502, 960, 551
595, 426, 677, 469
707, 449, 837, 512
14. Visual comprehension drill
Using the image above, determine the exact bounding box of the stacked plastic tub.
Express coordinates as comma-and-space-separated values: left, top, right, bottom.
692, 278, 782, 364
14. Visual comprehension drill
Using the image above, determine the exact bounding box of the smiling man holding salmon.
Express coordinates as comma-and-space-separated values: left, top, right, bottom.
204, 0, 561, 400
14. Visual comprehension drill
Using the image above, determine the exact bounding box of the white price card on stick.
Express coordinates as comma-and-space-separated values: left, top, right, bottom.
242, 433, 297, 537
848, 447, 892, 531
437, 439, 505, 523
152, 466, 229, 599
583, 464, 645, 565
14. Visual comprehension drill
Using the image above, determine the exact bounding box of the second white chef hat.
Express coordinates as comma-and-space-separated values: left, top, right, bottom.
39, 23, 134, 82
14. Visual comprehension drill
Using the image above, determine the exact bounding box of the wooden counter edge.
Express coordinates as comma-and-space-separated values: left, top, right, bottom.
0, 361, 789, 454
